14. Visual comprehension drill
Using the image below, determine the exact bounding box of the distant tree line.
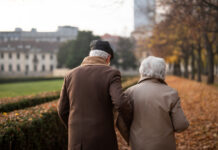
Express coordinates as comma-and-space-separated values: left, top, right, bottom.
57, 31, 138, 70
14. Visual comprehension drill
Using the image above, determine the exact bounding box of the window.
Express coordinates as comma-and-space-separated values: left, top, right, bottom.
42, 54, 45, 60
33, 54, 38, 63
18, 45, 23, 49
9, 64, 12, 72
17, 64, 20, 72
42, 65, 45, 72
26, 54, 29, 59
34, 65, 37, 72
25, 65, 29, 72
17, 53, 20, 59
50, 54, 53, 60
26, 45, 31, 49
1, 64, 4, 71
9, 53, 12, 59
50, 65, 53, 72
34, 54, 37, 59
1, 53, 3, 59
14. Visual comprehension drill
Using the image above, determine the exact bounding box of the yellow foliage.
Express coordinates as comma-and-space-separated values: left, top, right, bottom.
166, 55, 178, 63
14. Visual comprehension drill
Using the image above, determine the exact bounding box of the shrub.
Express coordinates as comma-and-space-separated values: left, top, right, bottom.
0, 100, 68, 150
0, 91, 60, 112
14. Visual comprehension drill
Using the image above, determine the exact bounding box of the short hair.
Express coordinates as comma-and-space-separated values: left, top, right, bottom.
89, 50, 110, 59
139, 56, 166, 80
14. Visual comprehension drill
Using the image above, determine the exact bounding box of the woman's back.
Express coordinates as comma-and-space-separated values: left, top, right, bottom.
126, 77, 189, 150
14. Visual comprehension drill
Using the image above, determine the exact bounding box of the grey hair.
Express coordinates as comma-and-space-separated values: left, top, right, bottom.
89, 50, 109, 59
139, 56, 166, 80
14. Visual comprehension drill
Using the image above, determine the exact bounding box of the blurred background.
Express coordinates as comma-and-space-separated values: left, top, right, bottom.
0, 0, 217, 84
0, 0, 217, 150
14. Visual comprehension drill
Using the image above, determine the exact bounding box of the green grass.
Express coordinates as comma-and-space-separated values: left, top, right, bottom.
0, 79, 63, 98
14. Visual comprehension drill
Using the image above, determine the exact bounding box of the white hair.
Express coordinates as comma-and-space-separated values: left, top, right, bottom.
139, 56, 166, 80
89, 50, 109, 59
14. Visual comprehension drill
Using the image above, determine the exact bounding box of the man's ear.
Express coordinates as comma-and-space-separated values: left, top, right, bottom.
106, 55, 111, 64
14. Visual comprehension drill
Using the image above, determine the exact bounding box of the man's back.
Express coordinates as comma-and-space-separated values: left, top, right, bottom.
66, 65, 118, 150
57, 56, 132, 150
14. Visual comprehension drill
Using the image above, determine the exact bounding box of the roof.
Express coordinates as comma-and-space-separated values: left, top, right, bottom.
0, 41, 60, 53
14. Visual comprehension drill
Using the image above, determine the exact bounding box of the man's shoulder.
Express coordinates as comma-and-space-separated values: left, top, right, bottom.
65, 65, 120, 79
85, 65, 120, 76
108, 67, 121, 75
64, 66, 81, 79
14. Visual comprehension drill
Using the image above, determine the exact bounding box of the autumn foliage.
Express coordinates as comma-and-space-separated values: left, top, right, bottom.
140, 0, 218, 84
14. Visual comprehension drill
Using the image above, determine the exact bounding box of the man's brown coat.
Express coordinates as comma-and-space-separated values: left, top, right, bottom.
57, 56, 132, 150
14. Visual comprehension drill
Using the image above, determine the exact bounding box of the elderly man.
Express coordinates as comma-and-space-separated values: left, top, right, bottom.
57, 40, 132, 150
118, 56, 189, 150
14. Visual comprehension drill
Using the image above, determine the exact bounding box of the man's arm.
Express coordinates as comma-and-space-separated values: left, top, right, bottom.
170, 95, 189, 133
116, 87, 134, 144
109, 71, 133, 130
109, 71, 133, 116
57, 77, 69, 129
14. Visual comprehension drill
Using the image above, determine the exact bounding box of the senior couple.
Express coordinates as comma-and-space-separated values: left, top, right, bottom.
57, 40, 189, 150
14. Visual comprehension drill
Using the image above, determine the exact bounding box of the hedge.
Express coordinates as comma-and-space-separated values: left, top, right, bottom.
0, 91, 60, 113
0, 77, 139, 150
0, 101, 67, 150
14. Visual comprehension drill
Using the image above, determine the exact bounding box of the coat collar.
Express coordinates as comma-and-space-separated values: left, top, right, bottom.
81, 56, 108, 66
138, 76, 167, 85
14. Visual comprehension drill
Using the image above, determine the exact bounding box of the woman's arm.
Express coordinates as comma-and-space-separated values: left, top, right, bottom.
170, 96, 189, 133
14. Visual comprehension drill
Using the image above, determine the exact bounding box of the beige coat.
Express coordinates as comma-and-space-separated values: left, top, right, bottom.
123, 77, 189, 150
57, 56, 132, 150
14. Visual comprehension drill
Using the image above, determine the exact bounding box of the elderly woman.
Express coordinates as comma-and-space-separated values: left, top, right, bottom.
118, 56, 189, 150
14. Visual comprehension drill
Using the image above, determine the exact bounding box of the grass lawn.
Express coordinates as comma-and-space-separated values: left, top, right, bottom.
0, 79, 64, 98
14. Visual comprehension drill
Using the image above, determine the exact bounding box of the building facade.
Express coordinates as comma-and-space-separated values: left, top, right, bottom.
132, 0, 156, 61
0, 41, 59, 77
134, 0, 156, 32
0, 26, 78, 77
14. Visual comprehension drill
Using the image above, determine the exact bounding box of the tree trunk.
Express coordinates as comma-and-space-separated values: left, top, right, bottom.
197, 42, 202, 82
203, 32, 214, 84
183, 55, 189, 78
173, 59, 182, 76
191, 47, 196, 80
168, 63, 173, 74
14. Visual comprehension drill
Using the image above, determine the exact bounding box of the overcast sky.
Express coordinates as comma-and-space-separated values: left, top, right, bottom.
0, 0, 134, 36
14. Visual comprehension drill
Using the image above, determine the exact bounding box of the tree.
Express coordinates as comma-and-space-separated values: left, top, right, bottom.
166, 0, 217, 83
57, 40, 75, 68
57, 31, 100, 68
111, 37, 138, 70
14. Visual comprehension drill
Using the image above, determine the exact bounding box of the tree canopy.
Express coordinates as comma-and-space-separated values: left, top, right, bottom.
57, 31, 100, 68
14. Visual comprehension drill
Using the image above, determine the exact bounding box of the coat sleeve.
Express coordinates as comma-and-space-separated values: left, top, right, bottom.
57, 77, 69, 129
109, 70, 133, 143
116, 87, 134, 144
109, 70, 133, 119
170, 94, 189, 133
